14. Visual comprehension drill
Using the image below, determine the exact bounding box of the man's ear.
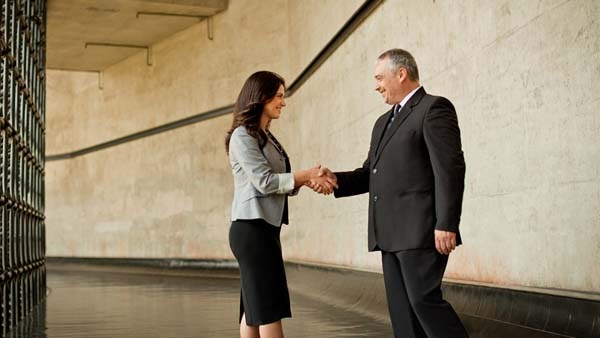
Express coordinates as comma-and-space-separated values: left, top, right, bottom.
396, 67, 407, 82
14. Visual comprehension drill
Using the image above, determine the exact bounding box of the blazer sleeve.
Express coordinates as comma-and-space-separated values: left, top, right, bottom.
288, 186, 300, 197
333, 154, 370, 198
423, 97, 466, 233
229, 129, 295, 195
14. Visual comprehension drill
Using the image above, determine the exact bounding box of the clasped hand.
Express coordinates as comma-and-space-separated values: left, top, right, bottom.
305, 166, 338, 195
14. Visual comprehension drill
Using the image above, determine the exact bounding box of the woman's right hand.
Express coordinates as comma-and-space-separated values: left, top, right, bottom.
294, 165, 337, 194
305, 166, 338, 195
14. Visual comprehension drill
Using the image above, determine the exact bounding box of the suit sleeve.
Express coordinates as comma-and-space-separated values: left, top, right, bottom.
333, 155, 370, 198
423, 97, 466, 233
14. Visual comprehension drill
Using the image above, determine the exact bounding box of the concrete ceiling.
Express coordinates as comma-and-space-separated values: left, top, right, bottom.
46, 0, 228, 71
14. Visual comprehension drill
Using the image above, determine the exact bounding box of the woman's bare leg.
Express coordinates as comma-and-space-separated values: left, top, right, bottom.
240, 313, 260, 338
259, 320, 284, 338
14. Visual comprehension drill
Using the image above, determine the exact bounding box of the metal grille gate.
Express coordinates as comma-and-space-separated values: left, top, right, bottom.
0, 0, 46, 336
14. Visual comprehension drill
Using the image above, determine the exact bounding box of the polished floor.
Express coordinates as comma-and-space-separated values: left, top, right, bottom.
8, 266, 395, 338
8, 264, 579, 338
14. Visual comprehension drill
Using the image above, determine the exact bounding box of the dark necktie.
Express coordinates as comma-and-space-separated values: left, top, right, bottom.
386, 104, 402, 130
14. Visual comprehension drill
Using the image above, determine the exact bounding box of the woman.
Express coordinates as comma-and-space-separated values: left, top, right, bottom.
225, 71, 335, 338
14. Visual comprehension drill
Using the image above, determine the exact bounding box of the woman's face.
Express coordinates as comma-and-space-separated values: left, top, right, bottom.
262, 84, 286, 121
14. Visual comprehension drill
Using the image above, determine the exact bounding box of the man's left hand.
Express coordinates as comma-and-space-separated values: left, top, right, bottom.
434, 230, 457, 255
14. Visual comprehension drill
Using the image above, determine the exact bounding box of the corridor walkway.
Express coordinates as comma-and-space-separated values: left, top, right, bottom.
8, 264, 393, 338
6, 262, 574, 338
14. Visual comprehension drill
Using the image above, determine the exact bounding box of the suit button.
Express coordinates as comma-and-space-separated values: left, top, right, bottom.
372, 169, 377, 174
373, 195, 378, 202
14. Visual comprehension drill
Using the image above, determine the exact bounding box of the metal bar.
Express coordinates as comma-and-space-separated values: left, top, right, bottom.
207, 16, 213, 40
286, 0, 384, 96
147, 46, 152, 66
84, 42, 147, 50
1, 0, 46, 333
46, 0, 384, 161
136, 11, 207, 20
47, 103, 235, 160
41, 67, 99, 73
85, 42, 152, 67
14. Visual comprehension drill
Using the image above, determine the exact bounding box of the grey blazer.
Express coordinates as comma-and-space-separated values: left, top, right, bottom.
229, 126, 296, 227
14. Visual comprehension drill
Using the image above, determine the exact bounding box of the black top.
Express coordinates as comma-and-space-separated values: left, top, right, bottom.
267, 131, 290, 225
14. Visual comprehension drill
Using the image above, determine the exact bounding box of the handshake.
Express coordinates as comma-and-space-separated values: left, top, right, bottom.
303, 165, 338, 195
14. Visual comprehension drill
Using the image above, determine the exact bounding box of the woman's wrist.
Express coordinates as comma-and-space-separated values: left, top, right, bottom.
293, 170, 307, 187
294, 168, 318, 187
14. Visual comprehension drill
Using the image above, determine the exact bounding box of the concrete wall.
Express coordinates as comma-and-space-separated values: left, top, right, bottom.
45, 0, 600, 294
46, 0, 292, 259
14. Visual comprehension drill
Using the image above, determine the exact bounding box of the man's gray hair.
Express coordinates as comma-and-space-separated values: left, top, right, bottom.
378, 49, 420, 82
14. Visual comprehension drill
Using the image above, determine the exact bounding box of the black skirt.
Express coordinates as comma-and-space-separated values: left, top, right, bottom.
229, 219, 291, 326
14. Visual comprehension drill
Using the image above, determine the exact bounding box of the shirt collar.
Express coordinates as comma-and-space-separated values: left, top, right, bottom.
399, 85, 422, 108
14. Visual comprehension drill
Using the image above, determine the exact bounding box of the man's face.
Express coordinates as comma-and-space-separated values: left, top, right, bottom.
374, 58, 403, 105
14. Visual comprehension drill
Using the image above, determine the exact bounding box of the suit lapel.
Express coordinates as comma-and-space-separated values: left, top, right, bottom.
373, 107, 394, 156
373, 87, 426, 166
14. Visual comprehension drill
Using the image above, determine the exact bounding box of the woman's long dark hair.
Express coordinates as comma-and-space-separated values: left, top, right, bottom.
225, 71, 286, 154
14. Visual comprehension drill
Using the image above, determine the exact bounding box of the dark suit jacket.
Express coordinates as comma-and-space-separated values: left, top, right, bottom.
334, 87, 465, 252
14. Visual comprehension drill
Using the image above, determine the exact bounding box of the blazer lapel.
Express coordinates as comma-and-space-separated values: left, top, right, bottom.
373, 87, 426, 166
266, 131, 289, 159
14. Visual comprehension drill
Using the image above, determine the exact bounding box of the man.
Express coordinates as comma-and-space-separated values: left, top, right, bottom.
311, 49, 469, 338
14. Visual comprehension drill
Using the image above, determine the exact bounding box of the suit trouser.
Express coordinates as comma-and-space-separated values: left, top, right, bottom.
381, 249, 469, 338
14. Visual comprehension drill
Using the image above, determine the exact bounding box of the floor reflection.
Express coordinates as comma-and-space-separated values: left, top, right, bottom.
8, 266, 393, 338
